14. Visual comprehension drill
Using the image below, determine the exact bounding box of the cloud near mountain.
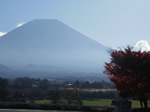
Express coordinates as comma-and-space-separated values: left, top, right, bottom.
0, 32, 7, 37
16, 22, 25, 27
134, 40, 150, 52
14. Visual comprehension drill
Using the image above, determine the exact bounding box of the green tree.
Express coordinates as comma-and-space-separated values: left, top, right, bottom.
39, 79, 49, 90
47, 88, 62, 104
9, 92, 26, 102
0, 78, 8, 101
63, 88, 81, 105
14, 77, 33, 89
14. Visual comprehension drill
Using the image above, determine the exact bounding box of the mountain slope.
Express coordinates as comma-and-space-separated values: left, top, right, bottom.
0, 19, 108, 73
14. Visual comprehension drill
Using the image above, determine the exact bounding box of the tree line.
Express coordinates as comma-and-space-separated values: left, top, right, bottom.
0, 77, 115, 104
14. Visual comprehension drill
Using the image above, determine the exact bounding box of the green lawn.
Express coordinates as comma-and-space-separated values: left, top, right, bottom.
83, 99, 150, 108
34, 99, 150, 108
132, 100, 150, 108
82, 99, 113, 107
35, 100, 51, 104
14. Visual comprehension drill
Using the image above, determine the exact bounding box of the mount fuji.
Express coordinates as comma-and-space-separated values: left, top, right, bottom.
0, 19, 108, 77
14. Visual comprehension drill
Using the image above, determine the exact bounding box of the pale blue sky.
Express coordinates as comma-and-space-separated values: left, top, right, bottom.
0, 0, 150, 49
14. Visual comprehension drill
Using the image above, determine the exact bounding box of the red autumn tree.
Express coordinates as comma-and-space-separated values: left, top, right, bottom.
104, 46, 150, 109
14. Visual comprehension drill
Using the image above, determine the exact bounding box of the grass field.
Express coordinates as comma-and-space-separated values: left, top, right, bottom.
82, 99, 113, 107
83, 99, 150, 108
34, 99, 150, 108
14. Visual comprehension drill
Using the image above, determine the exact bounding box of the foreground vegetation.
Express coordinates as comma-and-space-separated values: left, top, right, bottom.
0, 77, 149, 111
0, 99, 149, 112
0, 102, 114, 112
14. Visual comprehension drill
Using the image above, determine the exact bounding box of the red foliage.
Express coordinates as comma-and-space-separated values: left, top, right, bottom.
104, 46, 150, 100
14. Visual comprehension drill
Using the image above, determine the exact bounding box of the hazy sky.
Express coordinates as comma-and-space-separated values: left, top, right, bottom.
0, 0, 150, 49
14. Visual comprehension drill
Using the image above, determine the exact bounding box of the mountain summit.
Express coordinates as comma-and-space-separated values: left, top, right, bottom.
0, 19, 108, 73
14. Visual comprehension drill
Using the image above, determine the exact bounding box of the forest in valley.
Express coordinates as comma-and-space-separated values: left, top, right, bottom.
0, 77, 115, 105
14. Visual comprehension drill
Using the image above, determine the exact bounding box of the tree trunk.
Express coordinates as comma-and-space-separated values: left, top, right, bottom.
139, 99, 149, 112
140, 100, 143, 108
143, 99, 148, 109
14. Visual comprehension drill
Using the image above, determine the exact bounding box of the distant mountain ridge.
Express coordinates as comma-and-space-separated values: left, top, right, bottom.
0, 64, 12, 72
0, 19, 108, 74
